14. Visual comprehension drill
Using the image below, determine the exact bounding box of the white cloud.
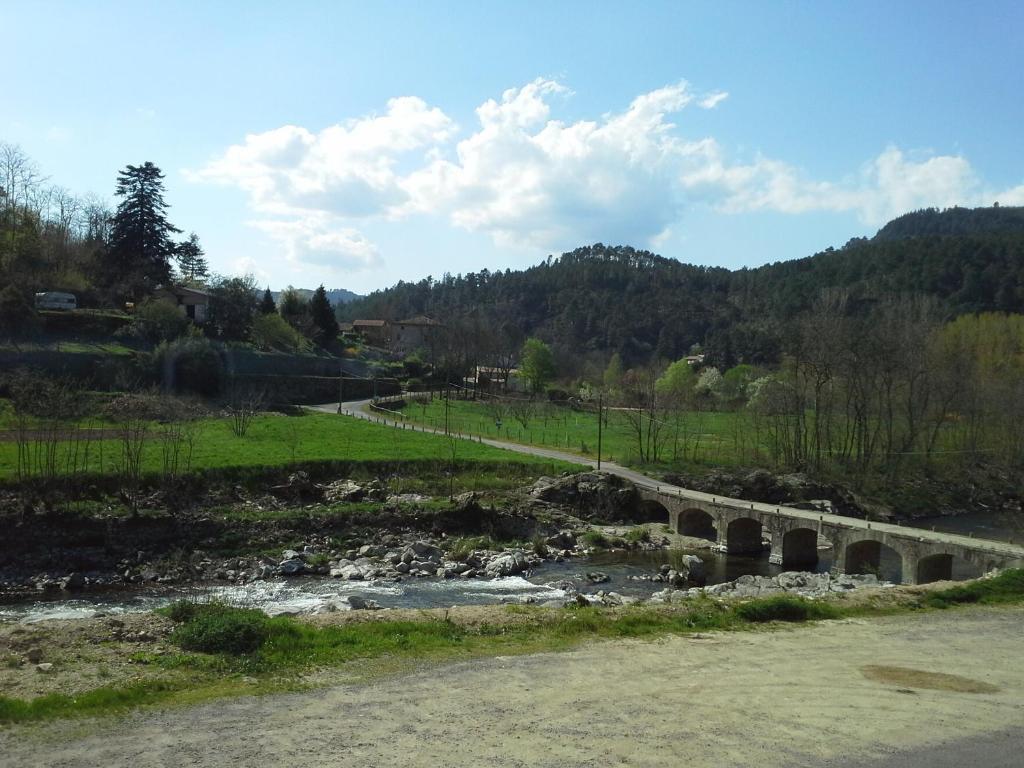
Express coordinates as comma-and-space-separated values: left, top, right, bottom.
250, 215, 380, 271
189, 96, 455, 219
699, 91, 729, 109
682, 142, 1023, 226
191, 79, 1024, 270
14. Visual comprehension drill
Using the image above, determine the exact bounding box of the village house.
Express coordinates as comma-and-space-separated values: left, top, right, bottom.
155, 285, 210, 324
392, 316, 442, 353
350, 319, 390, 346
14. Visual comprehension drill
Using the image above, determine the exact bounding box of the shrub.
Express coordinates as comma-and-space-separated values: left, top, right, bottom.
251, 313, 309, 353
167, 602, 270, 655
0, 284, 39, 343
152, 337, 224, 396
128, 298, 190, 344
733, 596, 839, 623
581, 531, 610, 549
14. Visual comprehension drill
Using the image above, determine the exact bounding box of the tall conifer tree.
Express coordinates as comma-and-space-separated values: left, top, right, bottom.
107, 162, 180, 298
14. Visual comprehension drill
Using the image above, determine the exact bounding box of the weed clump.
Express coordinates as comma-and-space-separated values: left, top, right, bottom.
164, 602, 270, 655
581, 531, 609, 549
624, 527, 651, 544
924, 568, 1024, 609
733, 595, 840, 623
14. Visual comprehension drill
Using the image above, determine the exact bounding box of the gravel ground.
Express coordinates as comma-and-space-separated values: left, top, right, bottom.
2, 605, 1022, 767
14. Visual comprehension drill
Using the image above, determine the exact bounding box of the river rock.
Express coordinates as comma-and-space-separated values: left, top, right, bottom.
586, 572, 610, 584
329, 561, 364, 580
278, 558, 305, 576
321, 479, 365, 503
60, 572, 86, 591
484, 551, 529, 577
546, 530, 577, 548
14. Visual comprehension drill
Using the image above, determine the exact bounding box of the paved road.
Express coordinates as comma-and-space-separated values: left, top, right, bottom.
310, 399, 1024, 564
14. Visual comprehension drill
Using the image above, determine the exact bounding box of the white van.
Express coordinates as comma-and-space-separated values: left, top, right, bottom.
34, 292, 78, 311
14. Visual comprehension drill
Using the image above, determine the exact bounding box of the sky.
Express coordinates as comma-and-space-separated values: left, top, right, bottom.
3, 1, 1023, 294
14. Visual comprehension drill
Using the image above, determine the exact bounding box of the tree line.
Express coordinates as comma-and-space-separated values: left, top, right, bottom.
0, 143, 342, 352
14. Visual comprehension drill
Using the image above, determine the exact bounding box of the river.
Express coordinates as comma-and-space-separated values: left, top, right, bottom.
0, 544, 835, 623
3, 510, 1017, 624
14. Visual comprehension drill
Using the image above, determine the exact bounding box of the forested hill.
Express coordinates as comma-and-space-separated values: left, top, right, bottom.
343, 206, 1024, 367
873, 205, 1024, 241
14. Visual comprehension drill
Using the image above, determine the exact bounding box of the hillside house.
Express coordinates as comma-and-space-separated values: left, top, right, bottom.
155, 285, 210, 324
351, 319, 390, 346
392, 316, 442, 353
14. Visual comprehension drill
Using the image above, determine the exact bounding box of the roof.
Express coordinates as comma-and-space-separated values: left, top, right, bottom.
338, 322, 354, 332
396, 315, 442, 326
352, 319, 388, 327
157, 285, 210, 300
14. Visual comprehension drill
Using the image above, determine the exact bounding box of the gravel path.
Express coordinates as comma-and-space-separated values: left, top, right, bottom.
4, 606, 1022, 767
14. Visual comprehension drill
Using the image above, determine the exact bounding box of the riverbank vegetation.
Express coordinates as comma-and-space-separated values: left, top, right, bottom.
2, 569, 1023, 724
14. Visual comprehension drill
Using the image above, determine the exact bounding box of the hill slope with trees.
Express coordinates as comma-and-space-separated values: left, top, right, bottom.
343, 206, 1024, 369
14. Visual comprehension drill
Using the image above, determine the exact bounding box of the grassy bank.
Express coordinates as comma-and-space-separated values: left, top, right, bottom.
0, 409, 582, 482
2, 569, 1023, 724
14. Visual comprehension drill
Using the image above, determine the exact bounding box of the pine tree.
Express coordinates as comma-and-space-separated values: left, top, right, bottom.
175, 232, 209, 284
106, 162, 180, 298
309, 284, 338, 345
260, 287, 277, 314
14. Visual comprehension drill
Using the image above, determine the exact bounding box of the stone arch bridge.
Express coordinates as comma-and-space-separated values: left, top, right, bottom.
637, 486, 1024, 585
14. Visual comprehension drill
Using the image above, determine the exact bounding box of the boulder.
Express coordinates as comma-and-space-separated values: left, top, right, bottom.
586, 572, 610, 584
321, 479, 365, 503
546, 530, 577, 548
408, 541, 444, 560
484, 551, 530, 577
60, 572, 86, 591
278, 558, 305, 576
329, 561, 364, 580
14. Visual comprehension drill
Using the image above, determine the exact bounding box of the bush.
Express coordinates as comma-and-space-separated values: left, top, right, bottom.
166, 602, 270, 655
0, 284, 39, 343
581, 531, 610, 549
152, 337, 224, 396
251, 313, 309, 353
733, 596, 839, 623
128, 298, 190, 344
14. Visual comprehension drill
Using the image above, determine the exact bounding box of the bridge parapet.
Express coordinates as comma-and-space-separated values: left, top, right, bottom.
637, 485, 1024, 585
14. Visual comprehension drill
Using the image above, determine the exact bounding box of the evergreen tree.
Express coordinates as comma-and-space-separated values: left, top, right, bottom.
309, 284, 338, 344
106, 162, 180, 298
259, 287, 277, 314
175, 232, 209, 284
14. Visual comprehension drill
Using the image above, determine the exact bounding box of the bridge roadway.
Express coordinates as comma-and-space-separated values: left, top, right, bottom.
311, 399, 1024, 585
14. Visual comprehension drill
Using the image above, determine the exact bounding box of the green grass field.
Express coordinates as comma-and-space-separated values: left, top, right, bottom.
394, 397, 764, 469
0, 408, 581, 482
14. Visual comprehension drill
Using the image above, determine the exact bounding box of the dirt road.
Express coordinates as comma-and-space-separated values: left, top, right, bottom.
4, 606, 1022, 767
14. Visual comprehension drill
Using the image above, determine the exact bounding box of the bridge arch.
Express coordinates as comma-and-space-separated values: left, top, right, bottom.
677, 508, 717, 541
781, 527, 821, 568
726, 517, 764, 555
916, 552, 983, 584
635, 499, 670, 524
844, 539, 902, 583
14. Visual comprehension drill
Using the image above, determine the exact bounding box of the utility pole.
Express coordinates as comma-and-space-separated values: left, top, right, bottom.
597, 392, 603, 470
337, 360, 344, 414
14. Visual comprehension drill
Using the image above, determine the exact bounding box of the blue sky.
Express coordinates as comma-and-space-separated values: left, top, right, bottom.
3, 1, 1023, 293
